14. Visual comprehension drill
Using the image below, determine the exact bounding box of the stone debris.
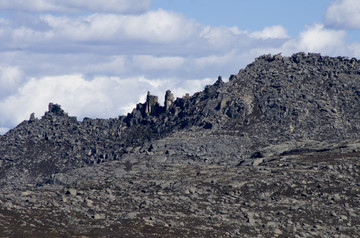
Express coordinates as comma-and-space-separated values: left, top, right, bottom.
0, 152, 359, 237
0, 53, 360, 237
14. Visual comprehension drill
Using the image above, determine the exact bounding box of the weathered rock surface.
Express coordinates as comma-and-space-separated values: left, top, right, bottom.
1, 53, 360, 237
1, 148, 360, 237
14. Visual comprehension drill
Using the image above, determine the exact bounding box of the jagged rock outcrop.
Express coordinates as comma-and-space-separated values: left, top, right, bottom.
165, 90, 174, 111
1, 52, 360, 237
2, 52, 360, 187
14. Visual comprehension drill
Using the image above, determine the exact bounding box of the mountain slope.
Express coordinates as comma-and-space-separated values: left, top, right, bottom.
1, 52, 360, 186
1, 52, 360, 237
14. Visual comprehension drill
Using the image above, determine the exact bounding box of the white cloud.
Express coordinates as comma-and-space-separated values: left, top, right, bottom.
348, 43, 360, 56
0, 66, 23, 99
200, 26, 234, 46
0, 0, 152, 14
120, 9, 199, 43
281, 24, 347, 56
250, 25, 289, 39
325, 0, 360, 29
0, 9, 284, 59
0, 75, 152, 126
0, 0, 59, 12
39, 9, 199, 44
0, 73, 213, 132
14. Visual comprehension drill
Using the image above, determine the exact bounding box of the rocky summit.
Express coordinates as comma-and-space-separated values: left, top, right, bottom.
1, 52, 360, 237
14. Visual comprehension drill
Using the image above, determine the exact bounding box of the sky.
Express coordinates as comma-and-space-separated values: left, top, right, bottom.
0, 0, 360, 134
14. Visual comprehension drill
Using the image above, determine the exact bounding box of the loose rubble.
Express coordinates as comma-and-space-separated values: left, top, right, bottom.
1, 53, 360, 237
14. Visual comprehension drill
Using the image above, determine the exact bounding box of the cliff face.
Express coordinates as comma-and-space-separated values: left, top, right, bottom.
1, 53, 360, 237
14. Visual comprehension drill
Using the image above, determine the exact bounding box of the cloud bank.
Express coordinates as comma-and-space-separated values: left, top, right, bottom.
325, 0, 360, 29
0, 0, 152, 13
282, 24, 347, 56
0, 0, 359, 133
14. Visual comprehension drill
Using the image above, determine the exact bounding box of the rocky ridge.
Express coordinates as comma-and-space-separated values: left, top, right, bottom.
1, 52, 360, 237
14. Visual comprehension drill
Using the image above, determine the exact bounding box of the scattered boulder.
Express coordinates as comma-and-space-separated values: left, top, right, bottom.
0, 53, 360, 237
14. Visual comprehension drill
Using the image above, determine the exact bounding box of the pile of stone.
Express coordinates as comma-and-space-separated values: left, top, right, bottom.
1, 52, 360, 237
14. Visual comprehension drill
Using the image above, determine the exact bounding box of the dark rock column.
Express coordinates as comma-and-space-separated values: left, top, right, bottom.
165, 90, 174, 111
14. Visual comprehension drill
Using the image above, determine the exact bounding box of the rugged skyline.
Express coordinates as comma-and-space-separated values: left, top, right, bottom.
0, 0, 359, 134
1, 53, 360, 236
